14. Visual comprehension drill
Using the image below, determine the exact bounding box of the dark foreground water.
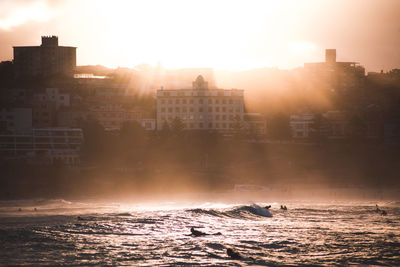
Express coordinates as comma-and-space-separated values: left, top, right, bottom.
0, 199, 399, 266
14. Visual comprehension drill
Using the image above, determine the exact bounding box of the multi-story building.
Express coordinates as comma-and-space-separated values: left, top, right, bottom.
0, 128, 83, 165
243, 113, 267, 135
13, 36, 76, 78
156, 75, 244, 131
304, 49, 365, 93
0, 107, 32, 133
290, 113, 315, 139
33, 88, 70, 110
88, 103, 142, 131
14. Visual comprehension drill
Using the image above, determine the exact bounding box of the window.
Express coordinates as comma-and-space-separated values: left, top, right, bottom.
222, 123, 227, 128
199, 99, 203, 104
222, 115, 226, 120
183, 107, 187, 112
190, 99, 193, 104
176, 99, 180, 104
216, 107, 220, 112
208, 99, 212, 104
175, 107, 180, 112
168, 107, 172, 112
216, 115, 220, 120
199, 123, 203, 128
189, 107, 194, 112
229, 99, 233, 104
222, 107, 226, 112
168, 99, 172, 104
208, 107, 212, 112
182, 99, 187, 104
215, 99, 219, 104
208, 122, 212, 128
161, 99, 165, 104
199, 107, 203, 112
222, 99, 226, 104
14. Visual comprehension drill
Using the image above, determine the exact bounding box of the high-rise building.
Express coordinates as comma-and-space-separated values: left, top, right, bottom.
156, 75, 244, 131
13, 36, 76, 78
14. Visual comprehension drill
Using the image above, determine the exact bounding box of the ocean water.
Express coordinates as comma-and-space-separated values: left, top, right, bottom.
0, 199, 399, 266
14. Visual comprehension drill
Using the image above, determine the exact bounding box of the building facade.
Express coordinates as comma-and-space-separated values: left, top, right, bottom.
33, 88, 70, 110
13, 36, 76, 78
304, 49, 365, 93
0, 107, 32, 133
0, 128, 83, 165
156, 75, 244, 131
290, 114, 315, 139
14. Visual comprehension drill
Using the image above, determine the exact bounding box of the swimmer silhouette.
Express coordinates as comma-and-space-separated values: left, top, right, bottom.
189, 227, 221, 237
264, 205, 271, 209
190, 227, 207, 237
381, 210, 387, 216
227, 248, 242, 260
375, 204, 381, 212
280, 205, 287, 210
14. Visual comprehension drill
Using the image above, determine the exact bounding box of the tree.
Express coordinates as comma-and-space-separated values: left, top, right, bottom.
171, 117, 184, 137
232, 115, 245, 140
309, 113, 327, 144
268, 113, 291, 141
348, 114, 367, 142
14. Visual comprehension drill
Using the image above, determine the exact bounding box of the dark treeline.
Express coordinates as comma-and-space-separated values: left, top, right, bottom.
1, 119, 399, 200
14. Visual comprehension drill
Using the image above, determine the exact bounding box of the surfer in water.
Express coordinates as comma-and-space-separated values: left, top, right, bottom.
227, 248, 242, 260
264, 205, 271, 209
190, 227, 207, 237
375, 204, 381, 212
189, 227, 222, 237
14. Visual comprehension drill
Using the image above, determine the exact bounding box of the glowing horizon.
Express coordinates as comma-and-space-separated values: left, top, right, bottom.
0, 0, 400, 72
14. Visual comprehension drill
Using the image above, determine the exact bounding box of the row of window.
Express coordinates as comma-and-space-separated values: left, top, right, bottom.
160, 91, 241, 97
161, 114, 240, 121
159, 98, 242, 105
160, 107, 241, 113
177, 122, 238, 129
93, 113, 139, 119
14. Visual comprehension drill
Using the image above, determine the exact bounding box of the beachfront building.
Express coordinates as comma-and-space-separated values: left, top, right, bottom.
156, 75, 244, 131
0, 127, 83, 165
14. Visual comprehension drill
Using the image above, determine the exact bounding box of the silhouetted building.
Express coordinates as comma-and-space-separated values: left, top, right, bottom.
88, 103, 142, 131
156, 75, 244, 131
243, 113, 266, 135
0, 107, 32, 133
304, 49, 365, 93
0, 127, 83, 165
13, 36, 76, 78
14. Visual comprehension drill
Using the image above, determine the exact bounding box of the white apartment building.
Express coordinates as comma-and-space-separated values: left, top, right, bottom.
156, 75, 244, 131
34, 88, 70, 110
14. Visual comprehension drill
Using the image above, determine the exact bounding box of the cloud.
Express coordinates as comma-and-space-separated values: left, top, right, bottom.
0, 0, 61, 30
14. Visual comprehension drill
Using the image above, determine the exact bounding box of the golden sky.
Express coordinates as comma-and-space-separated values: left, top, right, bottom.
0, 0, 399, 71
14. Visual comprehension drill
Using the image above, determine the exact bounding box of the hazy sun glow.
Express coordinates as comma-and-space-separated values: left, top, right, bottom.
1, 0, 399, 71
64, 0, 326, 70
